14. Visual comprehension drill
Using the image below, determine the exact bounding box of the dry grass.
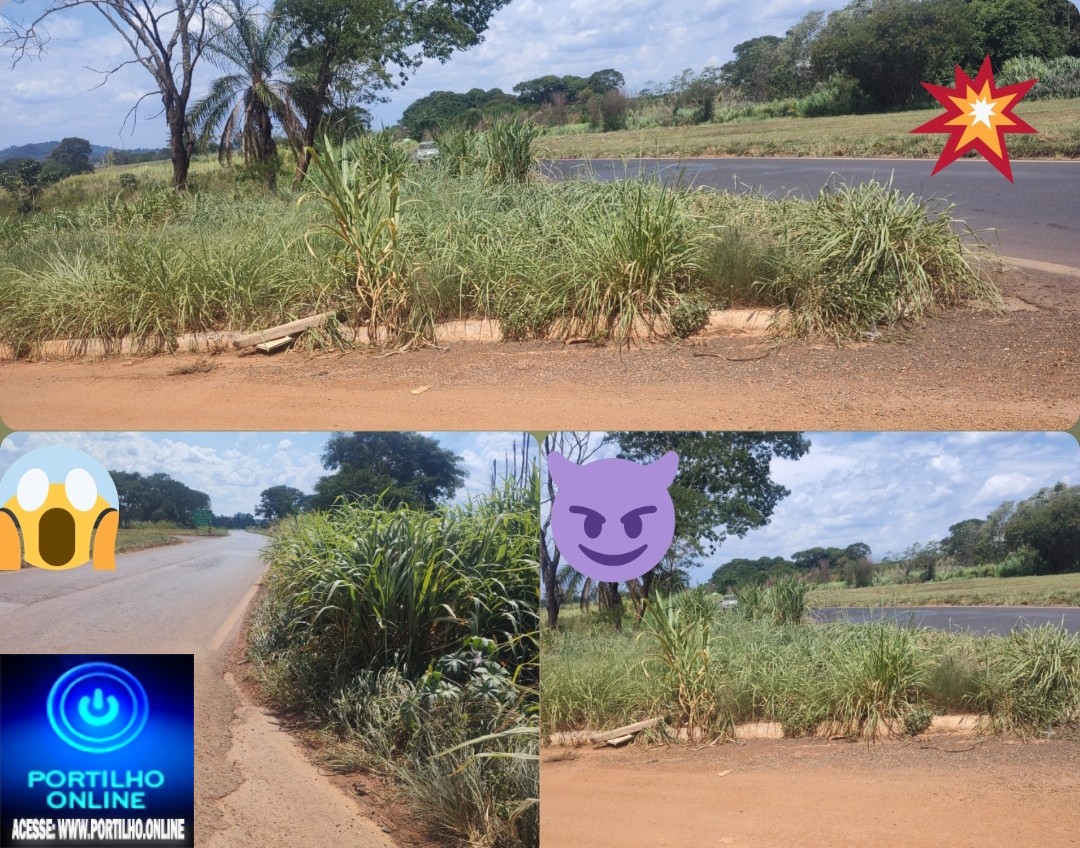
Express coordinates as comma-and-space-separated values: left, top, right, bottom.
540, 100, 1080, 160
810, 572, 1080, 608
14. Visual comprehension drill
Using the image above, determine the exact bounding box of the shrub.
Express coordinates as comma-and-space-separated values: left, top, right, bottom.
302, 135, 432, 347
844, 557, 874, 588
668, 293, 711, 338
981, 625, 1080, 735
902, 704, 933, 736
823, 624, 929, 738
994, 546, 1040, 578
434, 125, 484, 177
642, 592, 732, 738
767, 577, 810, 626
999, 55, 1080, 101
796, 74, 871, 118
758, 178, 1001, 342
589, 89, 629, 132
484, 117, 542, 184
250, 481, 539, 848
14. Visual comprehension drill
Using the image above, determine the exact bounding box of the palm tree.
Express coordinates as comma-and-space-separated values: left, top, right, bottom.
189, 2, 301, 189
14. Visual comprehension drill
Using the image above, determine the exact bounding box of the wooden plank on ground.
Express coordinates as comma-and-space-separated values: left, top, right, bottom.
233, 313, 332, 349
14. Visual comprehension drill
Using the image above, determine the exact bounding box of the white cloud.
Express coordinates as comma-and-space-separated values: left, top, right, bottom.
704, 432, 1077, 578
2, 0, 863, 147
975, 472, 1037, 503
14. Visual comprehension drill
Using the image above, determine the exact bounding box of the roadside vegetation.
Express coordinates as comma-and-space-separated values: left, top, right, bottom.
247, 475, 539, 848
542, 432, 1080, 747
114, 523, 190, 552
808, 572, 1080, 608
0, 123, 998, 354
540, 98, 1079, 159
542, 588, 1080, 742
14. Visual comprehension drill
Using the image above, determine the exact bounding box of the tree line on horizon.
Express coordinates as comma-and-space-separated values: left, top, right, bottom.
109, 432, 468, 532
399, 0, 1080, 137
708, 481, 1080, 591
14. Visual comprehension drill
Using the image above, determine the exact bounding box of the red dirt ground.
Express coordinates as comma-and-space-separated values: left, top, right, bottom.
540, 735, 1080, 848
1, 269, 1077, 431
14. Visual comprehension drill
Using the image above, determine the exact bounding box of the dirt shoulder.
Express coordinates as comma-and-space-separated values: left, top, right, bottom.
541, 734, 1080, 848
226, 589, 449, 848
1, 269, 1077, 431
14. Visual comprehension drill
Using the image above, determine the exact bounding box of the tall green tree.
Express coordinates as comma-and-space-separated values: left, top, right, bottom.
41, 137, 94, 183
571, 431, 812, 624
255, 485, 308, 522
721, 35, 783, 101
976, 0, 1080, 63
277, 0, 512, 183
812, 0, 981, 109
110, 471, 211, 527
312, 432, 464, 511
189, 3, 302, 190
0, 157, 44, 214
1004, 483, 1080, 574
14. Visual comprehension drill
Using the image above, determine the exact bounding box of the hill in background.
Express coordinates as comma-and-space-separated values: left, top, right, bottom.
0, 141, 167, 163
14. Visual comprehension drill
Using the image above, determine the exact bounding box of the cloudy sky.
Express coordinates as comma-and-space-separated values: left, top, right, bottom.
0, 431, 526, 515
543, 432, 1079, 583
1, 0, 838, 149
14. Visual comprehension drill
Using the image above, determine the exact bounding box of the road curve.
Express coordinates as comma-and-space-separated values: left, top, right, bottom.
0, 532, 395, 848
814, 605, 1080, 636
548, 158, 1080, 268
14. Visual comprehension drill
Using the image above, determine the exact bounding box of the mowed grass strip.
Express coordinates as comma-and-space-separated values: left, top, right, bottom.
809, 571, 1080, 608
539, 99, 1080, 160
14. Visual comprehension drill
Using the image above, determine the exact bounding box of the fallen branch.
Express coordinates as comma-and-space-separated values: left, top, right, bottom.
233, 313, 333, 350
588, 718, 665, 744
547, 717, 667, 748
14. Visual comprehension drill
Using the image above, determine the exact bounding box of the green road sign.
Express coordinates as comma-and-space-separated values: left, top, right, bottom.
193, 509, 213, 529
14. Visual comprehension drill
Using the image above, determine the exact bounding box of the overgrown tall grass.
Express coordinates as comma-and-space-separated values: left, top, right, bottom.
756, 179, 1000, 341
249, 478, 539, 848
0, 191, 345, 356
0, 133, 1001, 353
543, 597, 1080, 742
302, 133, 434, 346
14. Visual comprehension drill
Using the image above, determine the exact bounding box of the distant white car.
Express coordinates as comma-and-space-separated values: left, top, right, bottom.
720, 595, 739, 610
413, 141, 439, 162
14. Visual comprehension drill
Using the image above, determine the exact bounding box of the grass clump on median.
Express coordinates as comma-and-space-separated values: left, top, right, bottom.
247, 477, 539, 848
754, 179, 1000, 341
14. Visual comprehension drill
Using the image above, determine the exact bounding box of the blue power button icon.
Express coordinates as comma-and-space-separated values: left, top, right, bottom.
47, 663, 149, 753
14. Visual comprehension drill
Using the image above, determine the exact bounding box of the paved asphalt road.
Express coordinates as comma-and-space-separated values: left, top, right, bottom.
548, 158, 1080, 268
0, 532, 394, 848
815, 605, 1080, 636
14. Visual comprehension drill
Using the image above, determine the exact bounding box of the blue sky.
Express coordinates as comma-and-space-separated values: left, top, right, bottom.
0, 431, 526, 515
1, 0, 838, 148
543, 432, 1080, 583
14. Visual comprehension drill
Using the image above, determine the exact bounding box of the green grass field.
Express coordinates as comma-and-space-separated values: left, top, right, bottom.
114, 526, 184, 553
540, 99, 1080, 159
810, 572, 1080, 608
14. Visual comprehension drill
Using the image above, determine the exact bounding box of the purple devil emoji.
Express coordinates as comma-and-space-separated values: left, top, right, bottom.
548, 450, 679, 582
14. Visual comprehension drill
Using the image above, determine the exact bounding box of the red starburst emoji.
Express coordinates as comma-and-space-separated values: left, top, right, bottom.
912, 55, 1037, 182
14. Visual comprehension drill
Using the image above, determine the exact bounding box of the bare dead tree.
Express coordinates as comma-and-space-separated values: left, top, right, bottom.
2, 0, 242, 190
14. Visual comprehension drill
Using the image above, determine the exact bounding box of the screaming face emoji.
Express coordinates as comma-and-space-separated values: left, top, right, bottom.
548, 450, 679, 582
0, 446, 119, 571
